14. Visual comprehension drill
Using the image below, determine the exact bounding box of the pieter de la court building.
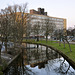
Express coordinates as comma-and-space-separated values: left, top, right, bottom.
29, 8, 66, 30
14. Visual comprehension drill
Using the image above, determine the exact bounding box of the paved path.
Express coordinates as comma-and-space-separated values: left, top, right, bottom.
69, 42, 75, 44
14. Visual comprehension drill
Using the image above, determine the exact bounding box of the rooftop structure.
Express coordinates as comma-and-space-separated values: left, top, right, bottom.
30, 8, 47, 16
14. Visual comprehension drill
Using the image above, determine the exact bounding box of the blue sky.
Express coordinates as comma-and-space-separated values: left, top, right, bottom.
0, 0, 75, 29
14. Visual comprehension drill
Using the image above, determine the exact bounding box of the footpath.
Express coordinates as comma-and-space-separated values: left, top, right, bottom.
69, 42, 75, 44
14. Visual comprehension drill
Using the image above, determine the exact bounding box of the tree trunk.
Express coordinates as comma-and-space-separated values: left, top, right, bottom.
5, 37, 8, 53
62, 39, 65, 48
46, 46, 49, 59
0, 45, 2, 64
46, 35, 48, 43
37, 36, 39, 42
59, 38, 61, 46
37, 44, 39, 53
66, 39, 72, 52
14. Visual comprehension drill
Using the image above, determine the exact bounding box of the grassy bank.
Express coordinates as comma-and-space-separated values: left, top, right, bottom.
23, 40, 75, 62
38, 40, 75, 62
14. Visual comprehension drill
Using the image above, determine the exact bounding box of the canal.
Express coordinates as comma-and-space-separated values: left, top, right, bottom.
3, 43, 75, 75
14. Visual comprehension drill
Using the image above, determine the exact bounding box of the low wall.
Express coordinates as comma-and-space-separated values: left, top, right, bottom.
2, 52, 21, 73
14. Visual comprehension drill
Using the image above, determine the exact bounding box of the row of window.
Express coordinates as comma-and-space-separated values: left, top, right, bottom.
31, 14, 64, 22
31, 19, 64, 25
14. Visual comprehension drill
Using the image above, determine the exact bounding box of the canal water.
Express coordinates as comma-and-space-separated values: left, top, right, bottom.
3, 43, 75, 75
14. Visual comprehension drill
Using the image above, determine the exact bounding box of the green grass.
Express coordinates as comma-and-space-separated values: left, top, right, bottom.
23, 40, 75, 62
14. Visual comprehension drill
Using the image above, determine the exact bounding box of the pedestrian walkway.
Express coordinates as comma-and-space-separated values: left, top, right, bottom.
69, 42, 75, 44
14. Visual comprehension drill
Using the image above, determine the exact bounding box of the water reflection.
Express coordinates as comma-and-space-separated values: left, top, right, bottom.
3, 43, 75, 75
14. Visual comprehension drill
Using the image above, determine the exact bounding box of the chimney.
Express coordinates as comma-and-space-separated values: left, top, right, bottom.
38, 8, 41, 14
41, 8, 44, 15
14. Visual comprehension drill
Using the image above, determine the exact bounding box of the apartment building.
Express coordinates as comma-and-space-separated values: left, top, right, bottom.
30, 14, 66, 29
27, 8, 66, 37
29, 8, 66, 30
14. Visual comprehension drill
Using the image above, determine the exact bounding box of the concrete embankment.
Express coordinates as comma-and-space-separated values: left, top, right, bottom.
0, 52, 21, 74
4, 52, 21, 71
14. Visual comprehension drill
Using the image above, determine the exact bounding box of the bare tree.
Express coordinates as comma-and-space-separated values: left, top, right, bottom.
25, 22, 31, 40
59, 29, 72, 52
24, 14, 32, 41
32, 21, 41, 41
8, 3, 28, 45
0, 3, 28, 53
0, 8, 11, 52
53, 30, 59, 42
42, 18, 55, 43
